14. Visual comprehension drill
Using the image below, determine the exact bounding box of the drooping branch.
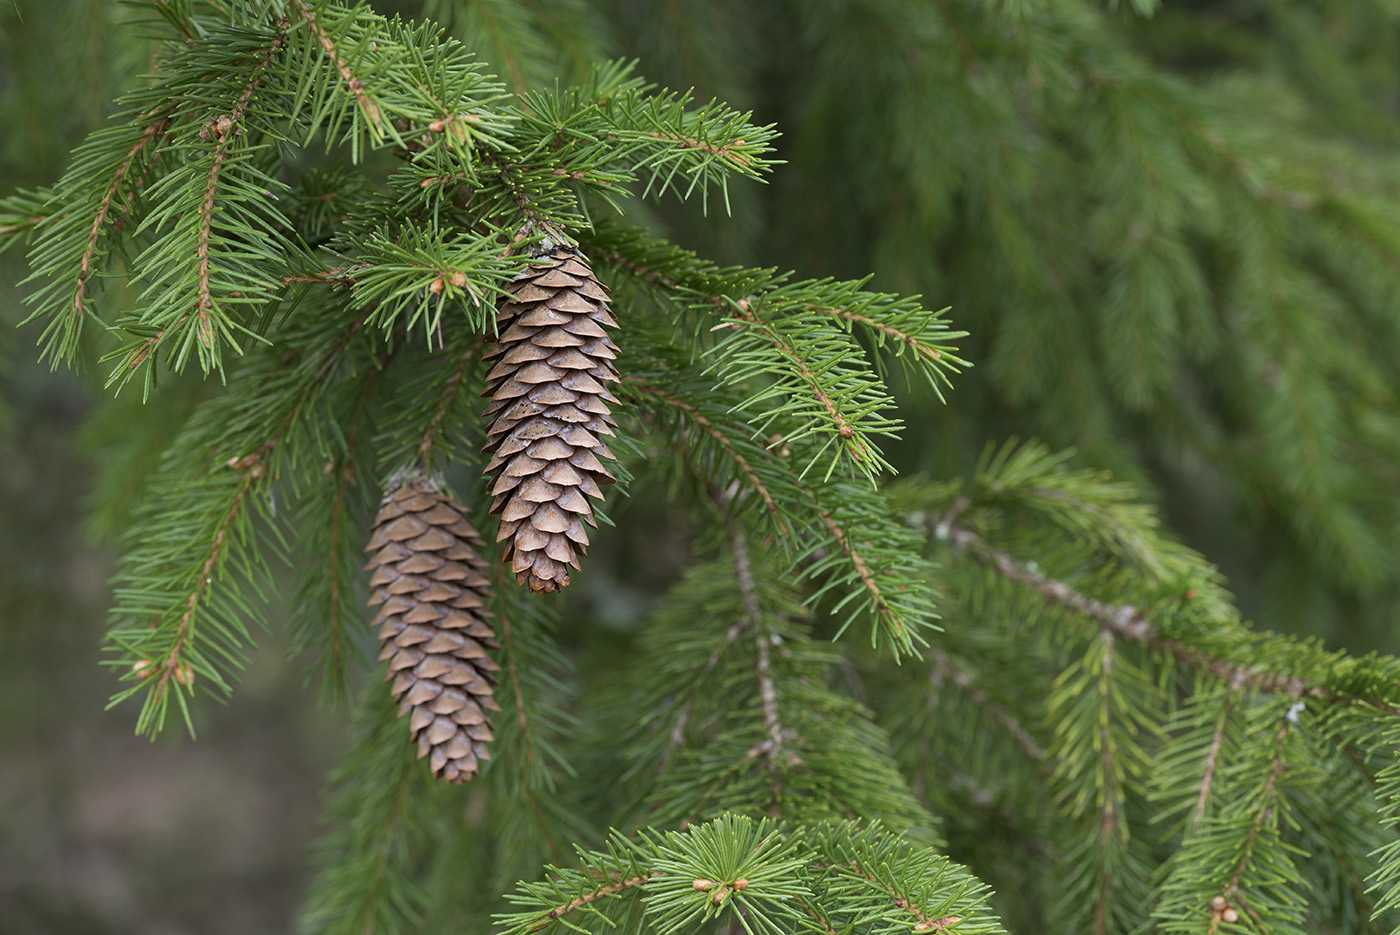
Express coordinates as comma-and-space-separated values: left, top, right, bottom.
193, 24, 288, 345
525, 873, 660, 933
729, 297, 864, 458
1193, 679, 1242, 831
70, 113, 173, 325
730, 522, 797, 796
928, 646, 1046, 761
819, 307, 944, 362
417, 338, 485, 464
930, 511, 1400, 716
492, 563, 565, 866
292, 0, 384, 129
625, 378, 792, 540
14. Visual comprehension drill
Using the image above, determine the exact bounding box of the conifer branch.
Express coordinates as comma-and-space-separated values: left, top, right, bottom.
928, 647, 1046, 762
730, 522, 796, 812
292, 0, 384, 130
627, 378, 791, 540
72, 113, 173, 326
1193, 681, 1242, 831
312, 352, 381, 701
149, 456, 261, 695
811, 504, 903, 644
1222, 710, 1295, 908
794, 896, 840, 935
662, 615, 747, 768
525, 872, 661, 933
822, 307, 945, 362
728, 297, 865, 462
416, 338, 484, 464
194, 25, 288, 347
492, 562, 565, 865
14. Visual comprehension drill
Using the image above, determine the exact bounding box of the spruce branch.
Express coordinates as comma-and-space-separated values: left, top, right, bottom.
192, 23, 288, 352
729, 519, 798, 814
301, 688, 436, 935
525, 871, 660, 933
108, 309, 378, 734
74, 113, 173, 330
620, 352, 937, 657
417, 338, 485, 465
292, 0, 386, 133
930, 510, 1400, 715
623, 377, 794, 543
926, 646, 1047, 763
1192, 681, 1243, 832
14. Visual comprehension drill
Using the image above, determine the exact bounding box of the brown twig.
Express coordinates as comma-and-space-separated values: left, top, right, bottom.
417, 339, 485, 463
812, 505, 903, 643
729, 521, 798, 814
821, 307, 944, 361
292, 0, 383, 129
931, 512, 1400, 716
194, 25, 288, 347
647, 130, 751, 166
624, 378, 792, 541
1192, 677, 1243, 831
71, 114, 173, 326
928, 646, 1046, 761
730, 298, 863, 452
526, 873, 660, 932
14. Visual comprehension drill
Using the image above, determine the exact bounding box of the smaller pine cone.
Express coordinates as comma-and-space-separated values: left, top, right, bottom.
365, 473, 500, 783
482, 248, 620, 592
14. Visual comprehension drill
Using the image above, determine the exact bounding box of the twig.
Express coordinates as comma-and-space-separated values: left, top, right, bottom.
730, 298, 863, 453
71, 113, 173, 324
624, 378, 792, 541
194, 25, 288, 345
930, 512, 1400, 715
527, 873, 660, 932
1193, 677, 1243, 831
292, 1, 383, 128
928, 646, 1046, 761
417, 338, 485, 463
820, 307, 943, 361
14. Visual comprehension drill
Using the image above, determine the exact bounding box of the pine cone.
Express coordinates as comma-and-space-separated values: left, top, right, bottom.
365, 473, 500, 783
482, 248, 620, 592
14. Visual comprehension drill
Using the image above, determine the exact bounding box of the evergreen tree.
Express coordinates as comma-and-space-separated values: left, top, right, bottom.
4, 2, 1400, 934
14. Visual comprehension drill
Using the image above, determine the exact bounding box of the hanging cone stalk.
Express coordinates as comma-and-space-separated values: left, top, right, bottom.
365, 472, 499, 783
482, 247, 620, 592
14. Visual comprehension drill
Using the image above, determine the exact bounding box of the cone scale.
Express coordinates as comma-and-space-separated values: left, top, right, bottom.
365, 473, 500, 783
482, 248, 620, 592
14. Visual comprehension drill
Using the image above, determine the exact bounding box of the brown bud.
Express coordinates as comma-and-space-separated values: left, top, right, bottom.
710, 888, 729, 906
691, 879, 714, 891
449, 270, 467, 288
1209, 896, 1226, 912
428, 119, 446, 133
732, 879, 748, 892
1221, 908, 1238, 923
429, 277, 445, 294
132, 659, 155, 678
173, 663, 195, 687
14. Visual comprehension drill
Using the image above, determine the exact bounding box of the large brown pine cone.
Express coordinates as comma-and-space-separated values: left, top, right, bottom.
482, 247, 619, 592
365, 473, 499, 783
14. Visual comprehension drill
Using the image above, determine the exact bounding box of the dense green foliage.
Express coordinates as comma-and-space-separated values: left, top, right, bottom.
5, 1, 1400, 934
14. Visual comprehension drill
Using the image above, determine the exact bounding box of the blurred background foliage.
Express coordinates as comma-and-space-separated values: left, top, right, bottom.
3, 0, 1400, 930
